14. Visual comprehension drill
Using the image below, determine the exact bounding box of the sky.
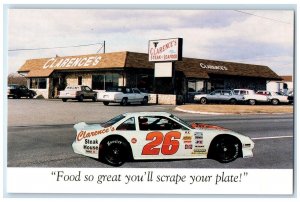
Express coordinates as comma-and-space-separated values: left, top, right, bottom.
7, 9, 294, 76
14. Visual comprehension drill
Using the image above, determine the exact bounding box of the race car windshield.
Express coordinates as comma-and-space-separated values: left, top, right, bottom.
101, 114, 125, 128
169, 114, 192, 129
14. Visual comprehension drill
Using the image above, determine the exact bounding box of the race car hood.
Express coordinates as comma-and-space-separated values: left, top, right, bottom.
191, 122, 229, 131
74, 122, 102, 131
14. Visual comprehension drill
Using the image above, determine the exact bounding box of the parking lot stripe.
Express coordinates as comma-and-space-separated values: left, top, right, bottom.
252, 135, 293, 140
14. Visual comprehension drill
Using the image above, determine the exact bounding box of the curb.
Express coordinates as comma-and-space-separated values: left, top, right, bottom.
174, 106, 292, 115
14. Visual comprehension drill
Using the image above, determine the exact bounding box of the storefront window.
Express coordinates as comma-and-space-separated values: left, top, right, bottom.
30, 78, 46, 89
137, 74, 153, 93
92, 73, 120, 90
188, 80, 204, 93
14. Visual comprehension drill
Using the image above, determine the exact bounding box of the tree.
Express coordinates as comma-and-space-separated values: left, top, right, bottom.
7, 73, 27, 86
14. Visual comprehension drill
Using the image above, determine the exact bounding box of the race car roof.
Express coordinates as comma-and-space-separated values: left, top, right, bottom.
122, 111, 172, 117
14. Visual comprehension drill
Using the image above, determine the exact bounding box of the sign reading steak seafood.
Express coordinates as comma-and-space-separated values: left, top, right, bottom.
148, 38, 183, 62
43, 56, 102, 69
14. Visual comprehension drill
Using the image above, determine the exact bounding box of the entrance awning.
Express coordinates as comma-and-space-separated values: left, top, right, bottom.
26, 69, 54, 78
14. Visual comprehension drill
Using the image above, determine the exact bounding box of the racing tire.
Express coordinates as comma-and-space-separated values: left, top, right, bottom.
248, 99, 256, 105
120, 98, 128, 106
102, 140, 129, 166
271, 99, 279, 105
62, 98, 67, 102
141, 97, 148, 105
199, 97, 207, 104
208, 135, 241, 163
229, 98, 237, 105
78, 95, 84, 102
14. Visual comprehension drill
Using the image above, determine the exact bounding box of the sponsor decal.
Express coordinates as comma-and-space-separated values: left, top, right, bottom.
43, 56, 102, 69
192, 148, 207, 154
185, 144, 193, 149
107, 140, 123, 146
76, 126, 114, 141
194, 132, 203, 140
131, 138, 137, 144
195, 145, 204, 148
183, 136, 192, 141
195, 140, 203, 144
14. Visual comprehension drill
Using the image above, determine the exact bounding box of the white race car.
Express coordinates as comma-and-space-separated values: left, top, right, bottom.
72, 112, 254, 166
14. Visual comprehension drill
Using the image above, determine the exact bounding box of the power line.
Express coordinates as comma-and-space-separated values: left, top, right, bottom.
8, 42, 105, 52
234, 10, 291, 25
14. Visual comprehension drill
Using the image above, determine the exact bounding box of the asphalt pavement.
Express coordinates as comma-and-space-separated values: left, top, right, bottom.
6, 99, 294, 169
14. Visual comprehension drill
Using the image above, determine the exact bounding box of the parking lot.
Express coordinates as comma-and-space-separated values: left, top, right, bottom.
7, 99, 294, 169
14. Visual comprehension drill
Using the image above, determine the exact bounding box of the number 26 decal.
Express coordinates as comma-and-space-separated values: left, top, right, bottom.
142, 131, 181, 155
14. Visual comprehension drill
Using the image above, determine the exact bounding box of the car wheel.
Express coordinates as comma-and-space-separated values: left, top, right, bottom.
271, 99, 279, 105
249, 99, 256, 105
62, 98, 67, 102
103, 101, 109, 106
120, 98, 128, 106
78, 95, 84, 102
209, 136, 240, 163
229, 98, 237, 105
29, 93, 34, 99
199, 97, 207, 104
92, 95, 97, 102
103, 140, 128, 166
141, 97, 148, 105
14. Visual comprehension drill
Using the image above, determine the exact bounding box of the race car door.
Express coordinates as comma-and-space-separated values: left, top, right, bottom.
133, 115, 194, 160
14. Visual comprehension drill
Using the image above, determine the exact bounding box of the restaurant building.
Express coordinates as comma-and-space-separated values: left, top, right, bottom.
18, 51, 281, 103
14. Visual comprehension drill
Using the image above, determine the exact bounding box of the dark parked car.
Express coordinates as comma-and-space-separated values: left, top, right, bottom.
7, 84, 36, 99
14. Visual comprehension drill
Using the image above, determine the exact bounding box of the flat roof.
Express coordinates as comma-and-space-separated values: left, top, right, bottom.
18, 51, 281, 80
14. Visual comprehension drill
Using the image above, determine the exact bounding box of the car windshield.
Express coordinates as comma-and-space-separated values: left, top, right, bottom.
169, 114, 192, 129
8, 85, 18, 89
101, 114, 125, 128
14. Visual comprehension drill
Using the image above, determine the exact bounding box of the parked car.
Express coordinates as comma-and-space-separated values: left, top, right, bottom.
194, 89, 243, 104
97, 87, 148, 106
287, 91, 293, 104
7, 84, 36, 99
72, 112, 254, 166
58, 85, 97, 102
233, 89, 269, 105
256, 90, 289, 105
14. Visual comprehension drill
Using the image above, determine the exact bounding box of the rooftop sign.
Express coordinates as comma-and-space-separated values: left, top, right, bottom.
200, 63, 228, 71
43, 56, 102, 69
148, 38, 183, 62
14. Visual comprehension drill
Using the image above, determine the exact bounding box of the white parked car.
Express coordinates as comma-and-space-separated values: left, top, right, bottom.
256, 90, 289, 105
58, 85, 97, 102
233, 89, 269, 105
72, 112, 254, 166
97, 87, 148, 106
194, 90, 243, 104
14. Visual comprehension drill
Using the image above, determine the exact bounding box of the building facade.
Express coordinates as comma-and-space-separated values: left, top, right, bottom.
18, 51, 281, 102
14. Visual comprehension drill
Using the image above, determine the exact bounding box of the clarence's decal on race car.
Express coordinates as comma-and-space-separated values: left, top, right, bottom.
142, 131, 181, 155
76, 126, 115, 141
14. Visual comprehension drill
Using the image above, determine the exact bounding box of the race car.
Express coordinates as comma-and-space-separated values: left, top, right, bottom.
72, 112, 254, 166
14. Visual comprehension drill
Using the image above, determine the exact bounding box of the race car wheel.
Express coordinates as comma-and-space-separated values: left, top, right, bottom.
248, 99, 256, 105
120, 98, 128, 106
271, 99, 279, 105
62, 98, 67, 102
199, 97, 207, 104
78, 95, 84, 102
103, 101, 109, 106
141, 97, 148, 105
103, 140, 128, 166
209, 135, 241, 163
229, 98, 237, 105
